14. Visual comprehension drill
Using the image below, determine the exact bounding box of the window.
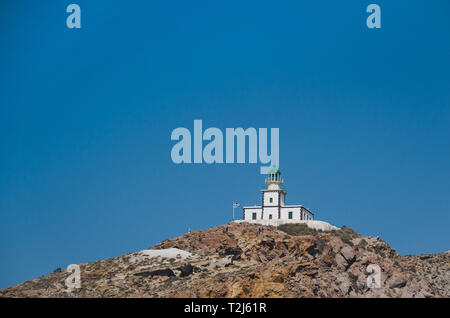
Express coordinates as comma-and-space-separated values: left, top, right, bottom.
252, 213, 257, 220
269, 214, 272, 219
269, 198, 273, 203
288, 211, 293, 219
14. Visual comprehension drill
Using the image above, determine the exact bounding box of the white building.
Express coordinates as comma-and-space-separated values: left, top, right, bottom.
242, 167, 314, 222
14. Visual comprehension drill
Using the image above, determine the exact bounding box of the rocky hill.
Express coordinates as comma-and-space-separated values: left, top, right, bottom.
0, 222, 448, 298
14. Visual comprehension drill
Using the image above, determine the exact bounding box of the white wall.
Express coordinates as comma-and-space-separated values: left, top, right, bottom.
234, 219, 339, 231
280, 207, 301, 220
263, 191, 280, 206
262, 206, 278, 220
244, 208, 262, 221
300, 208, 314, 220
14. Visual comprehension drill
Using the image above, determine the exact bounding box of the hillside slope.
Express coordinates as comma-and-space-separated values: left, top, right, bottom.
1, 222, 448, 298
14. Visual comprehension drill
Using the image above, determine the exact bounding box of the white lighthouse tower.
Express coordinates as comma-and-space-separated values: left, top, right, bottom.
242, 166, 314, 222
261, 167, 287, 220
236, 167, 340, 231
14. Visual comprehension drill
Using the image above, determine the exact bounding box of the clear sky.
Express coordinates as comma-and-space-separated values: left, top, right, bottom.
1, 1, 449, 289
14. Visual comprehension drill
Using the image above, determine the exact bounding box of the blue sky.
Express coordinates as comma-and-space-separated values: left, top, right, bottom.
1, 1, 449, 288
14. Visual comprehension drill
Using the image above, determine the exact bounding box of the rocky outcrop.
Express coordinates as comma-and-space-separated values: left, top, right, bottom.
0, 222, 448, 298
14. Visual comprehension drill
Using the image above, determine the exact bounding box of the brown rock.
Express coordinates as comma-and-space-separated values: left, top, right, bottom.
0, 222, 447, 298
389, 273, 407, 289
341, 246, 355, 262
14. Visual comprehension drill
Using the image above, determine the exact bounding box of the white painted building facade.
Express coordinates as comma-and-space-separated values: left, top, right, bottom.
242, 167, 314, 222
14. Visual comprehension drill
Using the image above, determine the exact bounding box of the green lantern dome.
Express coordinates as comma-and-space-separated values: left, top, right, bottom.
265, 165, 283, 186
269, 166, 280, 174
